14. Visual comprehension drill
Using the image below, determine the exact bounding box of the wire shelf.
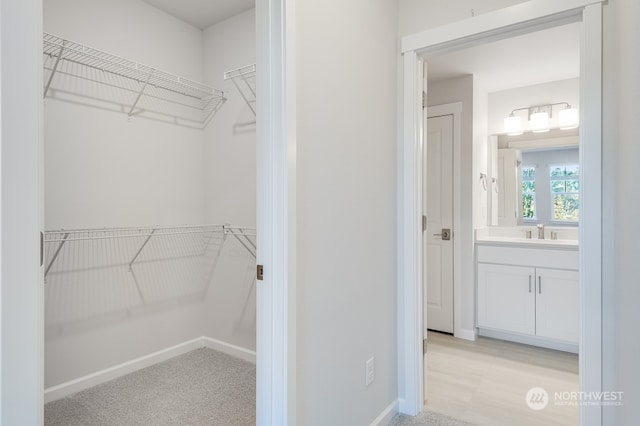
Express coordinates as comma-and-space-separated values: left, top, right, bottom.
43, 224, 256, 325
224, 64, 256, 116
43, 33, 226, 126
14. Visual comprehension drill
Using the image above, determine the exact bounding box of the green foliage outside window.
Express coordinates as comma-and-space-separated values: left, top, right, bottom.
550, 165, 579, 221
522, 166, 536, 219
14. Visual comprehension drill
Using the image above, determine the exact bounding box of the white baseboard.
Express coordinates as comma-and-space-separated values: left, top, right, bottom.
370, 399, 399, 426
44, 336, 255, 403
455, 328, 477, 341
479, 328, 578, 353
202, 336, 256, 364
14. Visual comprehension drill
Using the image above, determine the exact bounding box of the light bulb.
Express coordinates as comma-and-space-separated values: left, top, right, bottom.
530, 112, 550, 133
504, 115, 523, 136
559, 108, 579, 129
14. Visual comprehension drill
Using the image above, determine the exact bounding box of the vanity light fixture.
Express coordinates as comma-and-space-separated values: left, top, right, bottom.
503, 102, 578, 134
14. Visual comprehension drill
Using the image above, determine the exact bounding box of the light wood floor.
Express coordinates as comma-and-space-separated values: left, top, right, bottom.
425, 331, 579, 426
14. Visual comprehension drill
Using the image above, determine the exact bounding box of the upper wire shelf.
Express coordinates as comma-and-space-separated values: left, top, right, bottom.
43, 224, 256, 279
224, 64, 256, 116
43, 33, 226, 127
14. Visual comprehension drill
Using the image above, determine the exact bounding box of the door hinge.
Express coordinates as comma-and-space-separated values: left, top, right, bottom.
40, 231, 44, 267
423, 338, 428, 355
422, 91, 427, 109
257, 264, 264, 281
422, 215, 427, 232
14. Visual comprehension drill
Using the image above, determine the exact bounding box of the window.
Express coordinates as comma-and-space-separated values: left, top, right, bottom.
550, 164, 579, 221
522, 166, 536, 219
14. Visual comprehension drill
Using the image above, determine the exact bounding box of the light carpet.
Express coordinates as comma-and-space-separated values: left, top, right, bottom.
45, 348, 255, 426
390, 411, 475, 426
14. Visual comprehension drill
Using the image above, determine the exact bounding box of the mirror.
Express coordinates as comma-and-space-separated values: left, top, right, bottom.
487, 128, 579, 226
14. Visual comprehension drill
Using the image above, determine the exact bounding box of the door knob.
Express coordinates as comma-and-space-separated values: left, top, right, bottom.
433, 228, 451, 240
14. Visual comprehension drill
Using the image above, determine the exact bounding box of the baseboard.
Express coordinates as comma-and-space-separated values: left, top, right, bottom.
370, 399, 399, 426
454, 328, 477, 341
479, 328, 578, 353
44, 336, 256, 403
44, 337, 203, 403
201, 336, 256, 364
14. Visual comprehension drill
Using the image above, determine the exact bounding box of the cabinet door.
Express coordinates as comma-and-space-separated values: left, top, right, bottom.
535, 268, 579, 343
477, 263, 536, 335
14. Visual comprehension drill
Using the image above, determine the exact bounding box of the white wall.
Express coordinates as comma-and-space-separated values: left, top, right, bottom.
488, 78, 580, 135
201, 9, 257, 351
398, 0, 527, 37
1, 0, 44, 424
43, 0, 209, 388
426, 76, 476, 337
295, 0, 398, 423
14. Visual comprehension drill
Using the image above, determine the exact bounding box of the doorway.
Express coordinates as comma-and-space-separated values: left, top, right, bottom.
399, 2, 604, 424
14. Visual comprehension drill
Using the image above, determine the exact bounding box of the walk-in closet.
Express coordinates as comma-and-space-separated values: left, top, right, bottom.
42, 0, 257, 424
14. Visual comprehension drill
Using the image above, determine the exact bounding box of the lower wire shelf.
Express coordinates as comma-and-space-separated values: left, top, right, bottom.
43, 224, 256, 325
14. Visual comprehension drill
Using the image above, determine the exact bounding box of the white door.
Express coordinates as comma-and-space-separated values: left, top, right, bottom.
535, 268, 579, 343
424, 114, 454, 334
477, 263, 536, 335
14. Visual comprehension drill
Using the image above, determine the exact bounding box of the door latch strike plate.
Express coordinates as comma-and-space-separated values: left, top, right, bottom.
257, 264, 264, 281
40, 231, 44, 267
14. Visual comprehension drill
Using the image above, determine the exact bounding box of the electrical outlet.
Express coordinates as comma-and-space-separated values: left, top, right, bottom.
366, 357, 375, 386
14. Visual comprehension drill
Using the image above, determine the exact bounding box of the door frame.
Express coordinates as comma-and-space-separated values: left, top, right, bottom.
0, 1, 294, 425
424, 103, 463, 339
398, 1, 604, 425
256, 0, 297, 424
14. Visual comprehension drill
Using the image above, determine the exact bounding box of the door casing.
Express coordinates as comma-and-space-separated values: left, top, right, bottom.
398, 2, 604, 425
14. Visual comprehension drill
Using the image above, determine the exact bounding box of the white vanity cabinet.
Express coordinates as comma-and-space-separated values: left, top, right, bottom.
534, 268, 579, 343
476, 243, 579, 352
477, 264, 536, 335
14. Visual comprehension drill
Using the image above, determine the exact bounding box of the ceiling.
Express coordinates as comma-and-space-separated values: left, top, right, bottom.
426, 22, 580, 93
142, 0, 255, 30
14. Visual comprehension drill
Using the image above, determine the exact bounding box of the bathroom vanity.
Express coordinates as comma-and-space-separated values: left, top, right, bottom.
475, 228, 579, 353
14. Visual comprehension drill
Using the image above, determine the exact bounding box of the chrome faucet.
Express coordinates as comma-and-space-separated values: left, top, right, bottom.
537, 223, 545, 239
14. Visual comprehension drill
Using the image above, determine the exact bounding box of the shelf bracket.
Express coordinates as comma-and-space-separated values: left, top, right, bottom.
128, 71, 153, 117
44, 42, 66, 98
231, 76, 256, 116
224, 64, 256, 116
44, 232, 69, 278
224, 226, 256, 259
129, 228, 156, 269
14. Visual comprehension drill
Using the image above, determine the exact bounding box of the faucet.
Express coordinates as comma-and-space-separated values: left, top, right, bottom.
537, 223, 545, 239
